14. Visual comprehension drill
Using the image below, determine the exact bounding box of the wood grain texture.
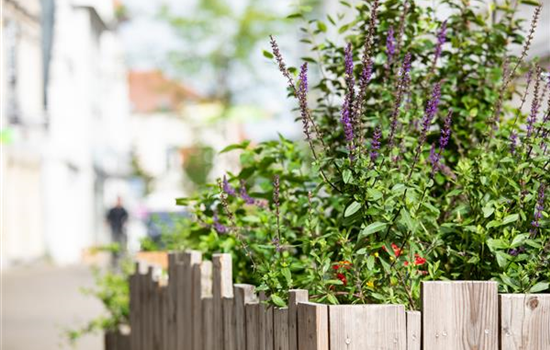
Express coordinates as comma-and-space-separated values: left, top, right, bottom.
213, 254, 233, 350
246, 302, 261, 350
406, 311, 421, 350
167, 252, 183, 350
297, 302, 329, 350
144, 267, 154, 350
193, 261, 212, 350
288, 290, 308, 350
129, 271, 140, 350
160, 283, 169, 350
274, 307, 290, 350
234, 284, 257, 350
182, 251, 202, 349
202, 297, 215, 350
260, 292, 274, 350
422, 281, 499, 350
223, 297, 237, 350
328, 304, 406, 350
500, 294, 550, 350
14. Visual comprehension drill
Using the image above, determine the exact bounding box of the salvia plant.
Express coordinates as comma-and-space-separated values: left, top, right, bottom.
170, 0, 549, 309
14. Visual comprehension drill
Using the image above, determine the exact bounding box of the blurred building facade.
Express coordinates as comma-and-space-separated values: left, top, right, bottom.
2, 0, 131, 267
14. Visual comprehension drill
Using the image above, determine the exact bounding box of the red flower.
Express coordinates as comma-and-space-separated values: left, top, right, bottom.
336, 273, 347, 286
333, 260, 352, 271
414, 254, 426, 266
391, 243, 403, 257
404, 261, 409, 267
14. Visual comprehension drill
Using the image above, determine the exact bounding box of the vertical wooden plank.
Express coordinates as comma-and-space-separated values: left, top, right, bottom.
105, 331, 115, 350
152, 280, 161, 350
234, 284, 257, 350
167, 252, 183, 350
288, 290, 308, 350
406, 311, 421, 350
297, 302, 329, 350
202, 297, 215, 350
500, 294, 550, 350
213, 254, 233, 350
182, 251, 202, 350
129, 268, 141, 350
223, 297, 237, 350
246, 302, 261, 350
117, 331, 131, 350
422, 281, 498, 350
328, 304, 406, 350
145, 267, 154, 350
175, 258, 186, 350
193, 261, 213, 350
160, 283, 169, 350
259, 292, 274, 350
274, 308, 290, 350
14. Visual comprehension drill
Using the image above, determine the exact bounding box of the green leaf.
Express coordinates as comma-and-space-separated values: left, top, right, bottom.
342, 169, 353, 184
271, 295, 286, 307
326, 294, 339, 305
344, 201, 361, 217
317, 21, 327, 32
281, 268, 292, 285
510, 234, 528, 248
487, 238, 508, 251
367, 188, 383, 201
366, 255, 375, 270
220, 141, 250, 153
483, 206, 494, 218
360, 222, 387, 239
521, 0, 540, 6
502, 214, 519, 225
262, 50, 274, 59
400, 209, 415, 232
529, 282, 549, 293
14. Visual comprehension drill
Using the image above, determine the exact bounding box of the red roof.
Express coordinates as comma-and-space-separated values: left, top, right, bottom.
128, 70, 201, 113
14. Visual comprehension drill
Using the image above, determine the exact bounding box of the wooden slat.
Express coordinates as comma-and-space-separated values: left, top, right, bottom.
223, 297, 237, 350
288, 290, 308, 350
297, 302, 329, 350
152, 280, 161, 350
234, 284, 257, 350
167, 252, 183, 350
182, 251, 202, 349
144, 267, 154, 350
246, 302, 261, 350
259, 292, 274, 350
328, 304, 406, 350
422, 281, 498, 350
202, 297, 215, 350
274, 307, 290, 350
213, 254, 234, 350
129, 269, 141, 350
406, 311, 421, 350
117, 331, 131, 350
175, 258, 186, 350
500, 294, 550, 350
193, 260, 213, 350
160, 283, 169, 350
105, 331, 115, 350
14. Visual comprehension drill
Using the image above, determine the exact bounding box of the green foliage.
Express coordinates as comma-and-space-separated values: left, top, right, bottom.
65, 261, 133, 345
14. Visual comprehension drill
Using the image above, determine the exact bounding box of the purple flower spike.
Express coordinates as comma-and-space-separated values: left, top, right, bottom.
213, 210, 228, 234
370, 126, 382, 162
341, 43, 356, 159
344, 43, 354, 83
510, 130, 518, 155
420, 83, 442, 144
223, 175, 236, 196
297, 62, 312, 142
341, 99, 355, 154
388, 53, 412, 148
239, 180, 255, 205
433, 20, 448, 66
299, 62, 308, 94
531, 183, 546, 233
386, 26, 396, 63
362, 59, 374, 84
439, 111, 452, 151
428, 143, 440, 175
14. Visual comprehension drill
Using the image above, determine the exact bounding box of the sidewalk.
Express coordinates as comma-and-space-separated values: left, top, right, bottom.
2, 264, 104, 350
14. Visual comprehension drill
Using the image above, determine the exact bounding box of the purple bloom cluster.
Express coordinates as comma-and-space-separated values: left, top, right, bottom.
298, 63, 311, 141
420, 83, 442, 144
341, 43, 356, 158
433, 20, 448, 66
429, 111, 452, 175
386, 26, 396, 63
370, 126, 382, 162
239, 180, 255, 205
388, 53, 412, 148
531, 183, 546, 231
213, 210, 228, 234
509, 130, 518, 155
361, 59, 374, 85
526, 67, 542, 137
223, 175, 236, 196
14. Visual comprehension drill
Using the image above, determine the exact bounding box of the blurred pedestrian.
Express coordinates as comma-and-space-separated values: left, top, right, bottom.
106, 196, 128, 267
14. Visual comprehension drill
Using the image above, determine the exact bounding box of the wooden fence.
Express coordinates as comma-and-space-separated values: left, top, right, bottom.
107, 251, 550, 350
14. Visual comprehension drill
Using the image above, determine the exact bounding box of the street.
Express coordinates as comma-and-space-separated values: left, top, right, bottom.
2, 264, 104, 350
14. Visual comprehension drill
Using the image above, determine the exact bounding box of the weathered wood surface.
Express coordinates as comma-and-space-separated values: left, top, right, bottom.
167, 252, 182, 350
260, 292, 274, 350
234, 284, 256, 350
406, 310, 421, 350
297, 302, 329, 350
274, 307, 289, 350
202, 297, 215, 350
129, 268, 140, 350
288, 289, 308, 350
246, 302, 261, 350
105, 331, 130, 350
182, 251, 202, 349
223, 297, 237, 350
192, 261, 212, 350
422, 281, 499, 350
213, 253, 233, 350
500, 294, 550, 350
328, 304, 406, 350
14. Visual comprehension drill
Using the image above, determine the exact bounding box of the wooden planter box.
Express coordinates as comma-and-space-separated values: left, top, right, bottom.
107, 251, 549, 350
